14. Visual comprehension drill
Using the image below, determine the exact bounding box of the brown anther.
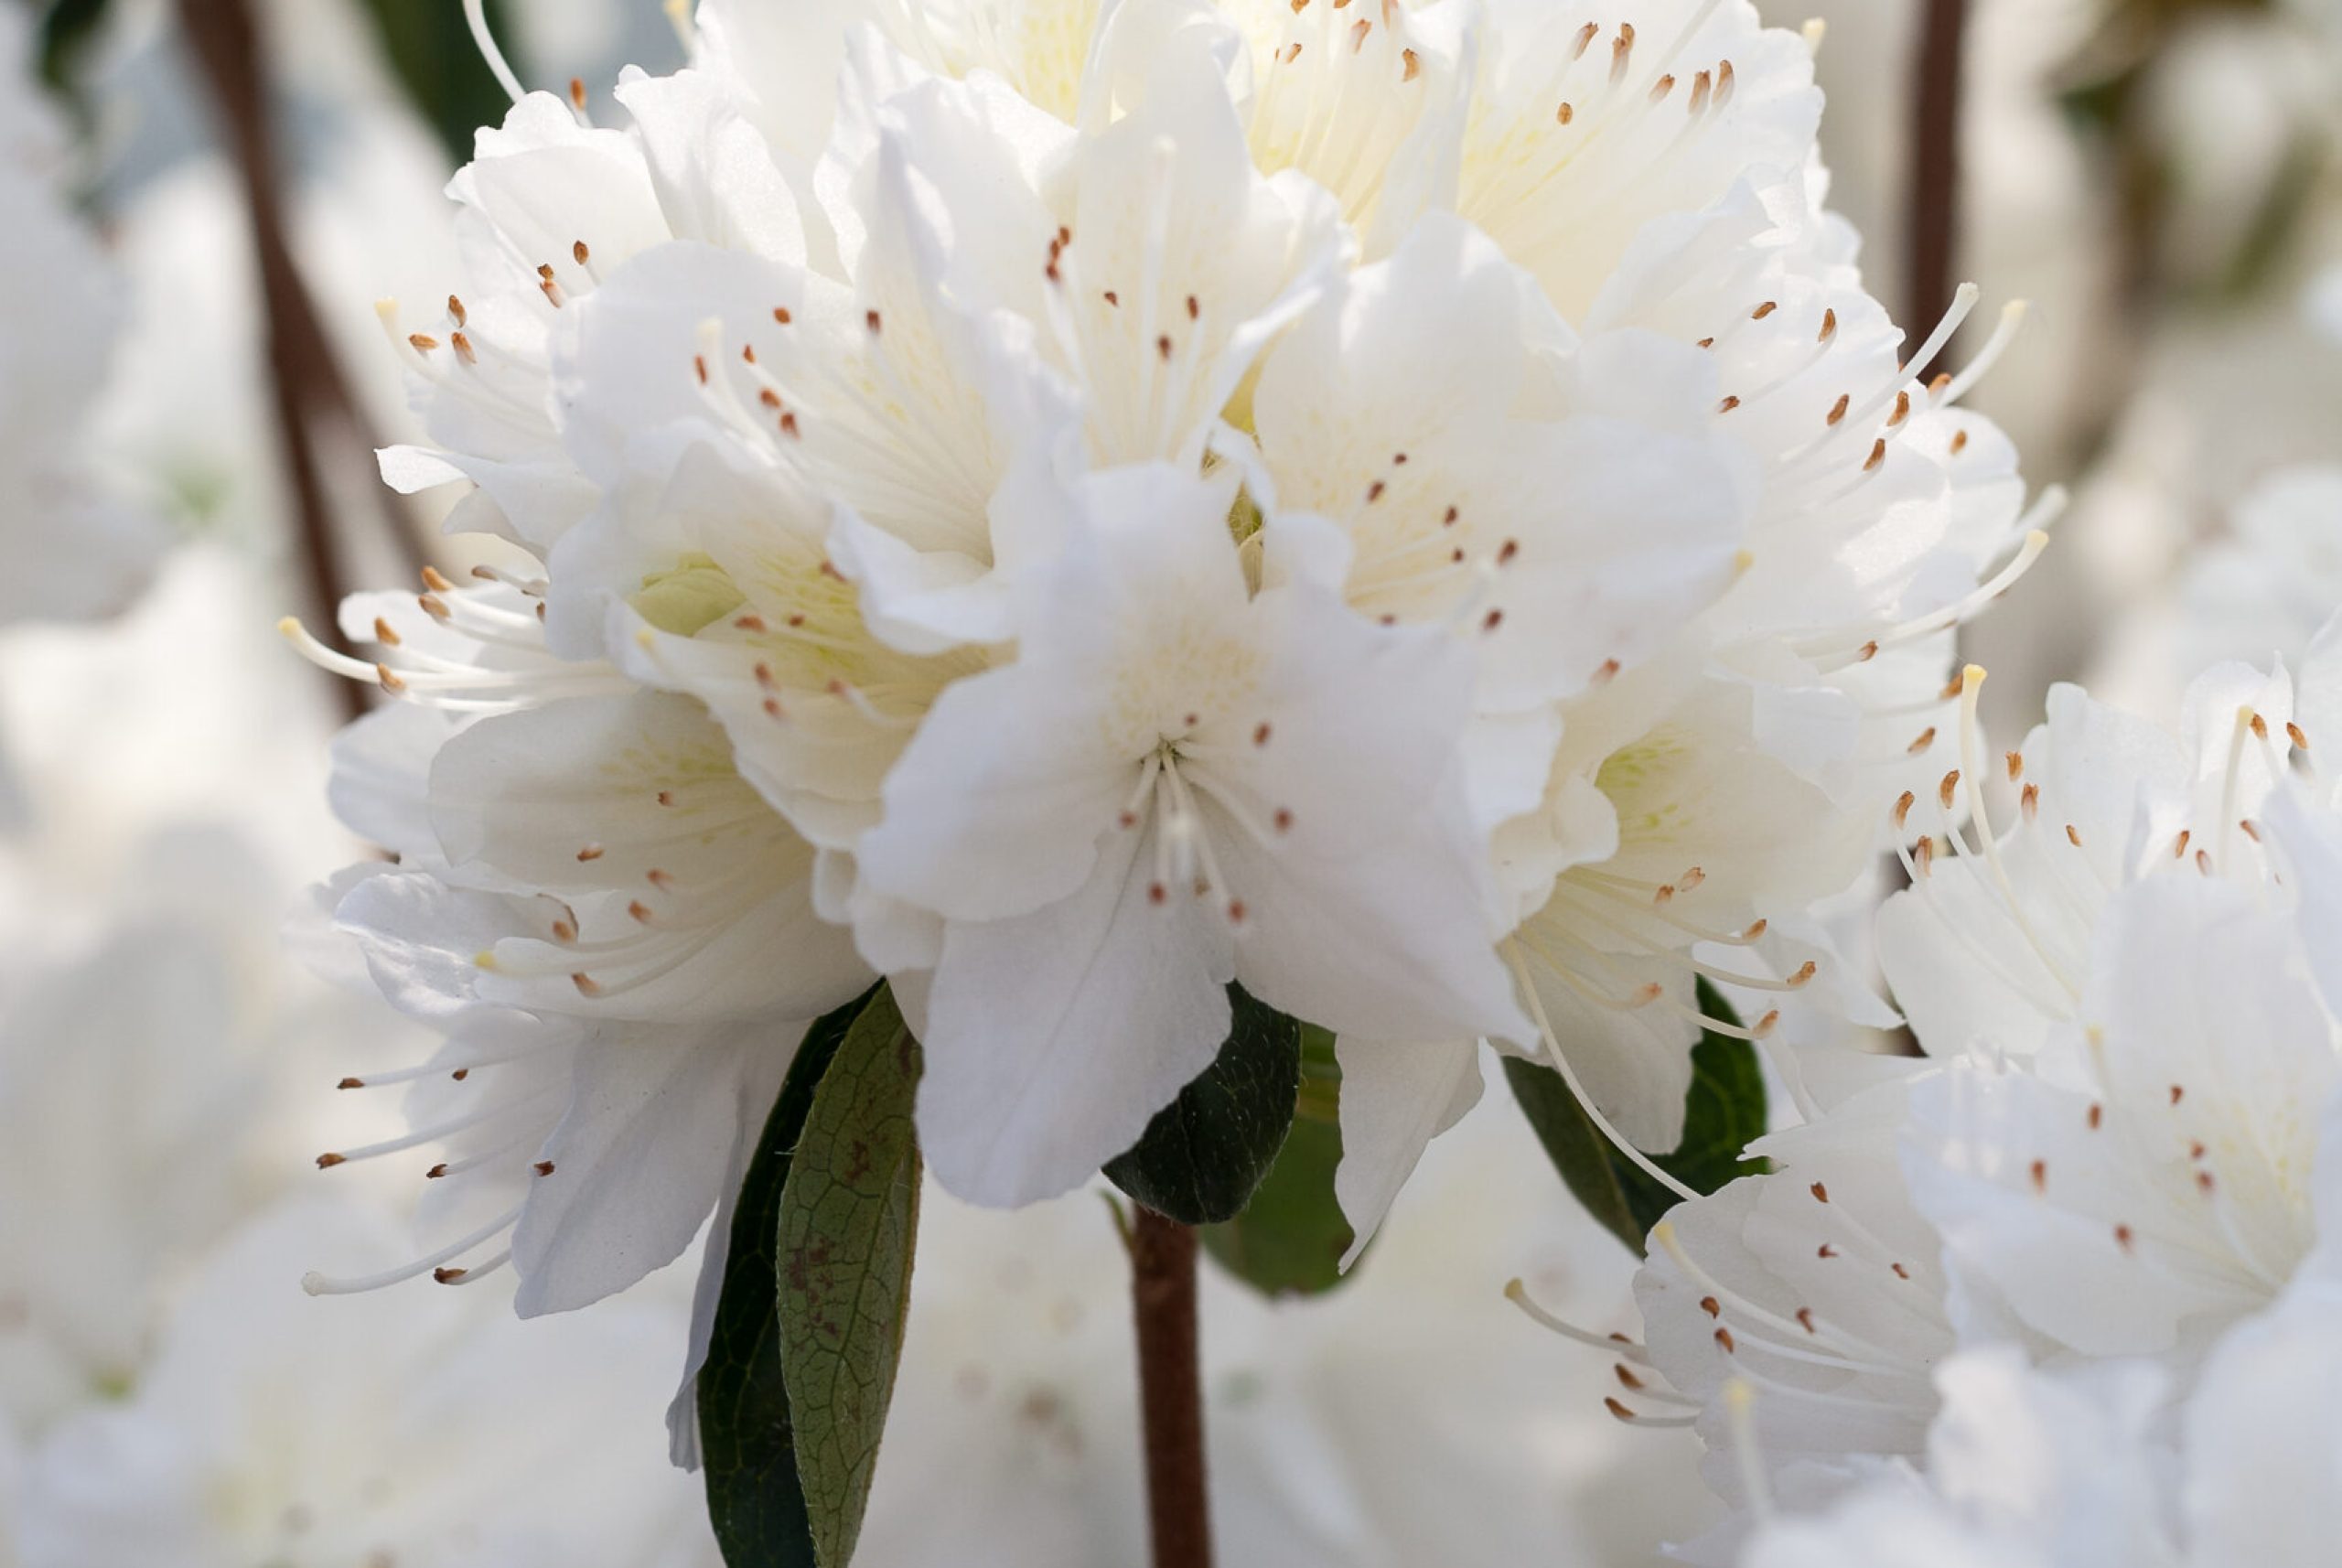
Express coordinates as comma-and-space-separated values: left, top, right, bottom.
2114, 1224, 2134, 1253
1349, 16, 1370, 50
773, 306, 792, 325
1788, 961, 1818, 988
2197, 1171, 2217, 1195
1649, 73, 1675, 102
2029, 1159, 2047, 1194
434, 1267, 467, 1284
1891, 1262, 1911, 1280
1497, 539, 1520, 566
1148, 882, 1168, 906
375, 663, 407, 694
1273, 808, 1294, 832
1401, 46, 1423, 80
2197, 848, 2214, 875
1118, 811, 1138, 829
763, 697, 785, 719
2169, 1084, 2184, 1106
1817, 1243, 1838, 1259
536, 1161, 557, 1176
1714, 1326, 1736, 1353
407, 332, 440, 353
647, 869, 675, 891
549, 920, 575, 944
572, 972, 602, 997
1939, 769, 1960, 811
1889, 391, 1912, 426
1751, 300, 1778, 320
575, 843, 605, 862
568, 76, 587, 111
1573, 20, 1598, 56
780, 412, 800, 438
1915, 836, 1935, 876
1185, 295, 1199, 321
1227, 899, 1247, 924
753, 662, 776, 690
1615, 1363, 1646, 1391
1950, 428, 1971, 456
1857, 640, 1880, 662
2174, 830, 2191, 859
2067, 823, 2083, 847
1555, 102, 1575, 125
2021, 782, 2040, 821
741, 343, 757, 365
1604, 1396, 1635, 1422
1826, 392, 1850, 426
693, 355, 708, 385
574, 239, 591, 266
1864, 439, 1887, 472
1253, 722, 1273, 746
865, 309, 883, 333
1717, 395, 1741, 413
1699, 1295, 1720, 1319
1796, 1307, 1816, 1334
1743, 918, 1768, 940
1679, 866, 1706, 890
2288, 722, 2310, 751
1689, 69, 1713, 113
1612, 22, 1636, 74
1810, 1181, 1830, 1204
425, 1164, 450, 1180
2088, 1103, 2103, 1130
446, 295, 467, 326
1482, 608, 1505, 633
628, 900, 654, 925
1103, 290, 1120, 306
1892, 789, 1917, 830
1654, 885, 1675, 907
2251, 712, 2269, 740
450, 331, 477, 366
373, 617, 402, 647
1907, 726, 1938, 755
1595, 658, 1621, 684
735, 613, 768, 632
316, 1153, 346, 1169
2240, 819, 2262, 843
338, 1077, 365, 1090
1366, 480, 1386, 502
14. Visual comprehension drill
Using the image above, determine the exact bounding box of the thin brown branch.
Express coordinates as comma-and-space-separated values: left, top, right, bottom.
1907, 0, 1971, 375
177, 0, 416, 725
1130, 1207, 1214, 1568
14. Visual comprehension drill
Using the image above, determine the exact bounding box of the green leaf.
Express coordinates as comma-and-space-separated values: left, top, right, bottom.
1200, 1025, 1359, 1296
777, 987, 923, 1568
697, 988, 875, 1568
1506, 980, 1768, 1255
1104, 984, 1303, 1226
37, 0, 113, 94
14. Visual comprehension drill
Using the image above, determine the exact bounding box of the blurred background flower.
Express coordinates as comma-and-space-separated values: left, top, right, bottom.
0, 0, 2337, 1561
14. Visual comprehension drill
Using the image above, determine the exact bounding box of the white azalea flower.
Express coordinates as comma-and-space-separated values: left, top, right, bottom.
0, 10, 165, 625
1904, 871, 2341, 1374
2175, 466, 2342, 682
1738, 1274, 2342, 1568
289, 576, 872, 1457
1875, 649, 2307, 1066
855, 465, 1526, 1205
15, 1197, 721, 1568
1736, 1347, 2181, 1568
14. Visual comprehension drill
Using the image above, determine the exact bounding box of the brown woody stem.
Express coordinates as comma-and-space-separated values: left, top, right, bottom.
1130, 1207, 1214, 1568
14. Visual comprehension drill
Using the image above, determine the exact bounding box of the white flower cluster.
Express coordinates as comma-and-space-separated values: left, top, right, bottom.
298, 0, 2047, 1454
1532, 615, 2342, 1564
